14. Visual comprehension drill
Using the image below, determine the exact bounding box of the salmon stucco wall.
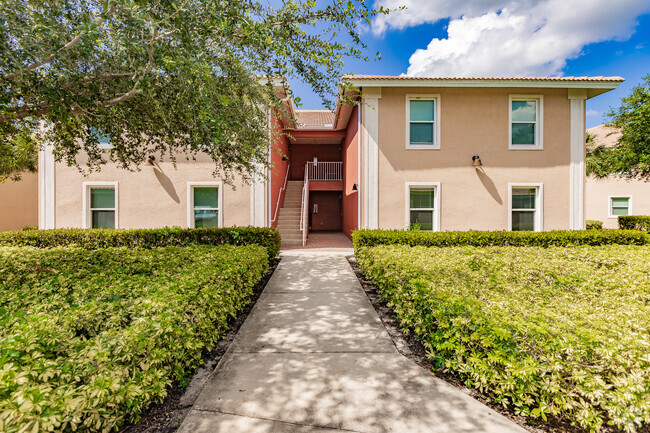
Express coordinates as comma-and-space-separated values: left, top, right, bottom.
373, 87, 572, 231
342, 105, 359, 238
586, 176, 650, 229
289, 143, 342, 180
54, 153, 252, 229
0, 173, 38, 231
270, 115, 290, 228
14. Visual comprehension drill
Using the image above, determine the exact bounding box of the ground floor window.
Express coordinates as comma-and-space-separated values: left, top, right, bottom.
509, 184, 542, 231
406, 183, 440, 231
84, 182, 118, 229
609, 196, 631, 218
188, 182, 222, 228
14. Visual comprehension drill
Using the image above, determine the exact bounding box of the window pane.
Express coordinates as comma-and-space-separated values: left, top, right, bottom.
511, 100, 536, 122
611, 198, 629, 207
410, 100, 435, 122
194, 187, 219, 208
90, 188, 115, 208
410, 210, 433, 231
512, 188, 536, 209
195, 210, 219, 228
410, 188, 435, 208
410, 123, 434, 144
92, 210, 115, 229
512, 211, 535, 231
512, 123, 535, 145
612, 207, 629, 216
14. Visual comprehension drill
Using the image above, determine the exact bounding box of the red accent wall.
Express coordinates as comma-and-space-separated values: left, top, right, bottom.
290, 143, 342, 180
342, 106, 359, 239
309, 191, 342, 231
270, 114, 290, 228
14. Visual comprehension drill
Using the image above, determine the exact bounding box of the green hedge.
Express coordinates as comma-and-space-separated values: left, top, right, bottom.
0, 245, 268, 432
352, 229, 647, 249
619, 215, 650, 232
0, 226, 281, 258
586, 220, 603, 230
357, 245, 650, 432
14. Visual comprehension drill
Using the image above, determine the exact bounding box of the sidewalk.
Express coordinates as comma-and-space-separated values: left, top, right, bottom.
177, 251, 526, 433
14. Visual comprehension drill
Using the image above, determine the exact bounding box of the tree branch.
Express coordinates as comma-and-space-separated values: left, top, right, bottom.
1, 3, 118, 81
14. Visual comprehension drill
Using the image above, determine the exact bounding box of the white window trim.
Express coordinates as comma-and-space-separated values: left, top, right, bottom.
187, 182, 223, 228
82, 182, 118, 229
608, 195, 632, 219
508, 183, 543, 232
405, 94, 441, 150
508, 94, 543, 150
405, 182, 441, 231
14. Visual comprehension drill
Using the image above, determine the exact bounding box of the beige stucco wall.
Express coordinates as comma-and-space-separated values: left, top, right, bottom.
586, 176, 650, 229
0, 173, 39, 231
373, 87, 573, 231
54, 153, 254, 229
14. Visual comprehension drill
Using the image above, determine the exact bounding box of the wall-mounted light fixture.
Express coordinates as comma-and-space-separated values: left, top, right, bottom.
145, 155, 156, 166
472, 154, 482, 167
313, 156, 318, 166
352, 183, 358, 191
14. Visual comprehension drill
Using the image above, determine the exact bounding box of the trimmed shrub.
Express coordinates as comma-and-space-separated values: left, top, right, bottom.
0, 245, 268, 432
619, 215, 650, 232
586, 220, 603, 230
352, 228, 647, 249
357, 245, 650, 432
0, 226, 281, 258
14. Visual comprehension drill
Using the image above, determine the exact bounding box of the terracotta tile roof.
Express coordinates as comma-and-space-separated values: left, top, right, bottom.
341, 75, 625, 82
587, 124, 621, 148
295, 110, 335, 128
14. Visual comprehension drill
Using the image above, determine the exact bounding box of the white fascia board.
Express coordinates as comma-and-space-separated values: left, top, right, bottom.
343, 79, 622, 93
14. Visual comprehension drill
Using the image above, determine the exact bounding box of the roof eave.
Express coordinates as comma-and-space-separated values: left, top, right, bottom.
341, 77, 623, 99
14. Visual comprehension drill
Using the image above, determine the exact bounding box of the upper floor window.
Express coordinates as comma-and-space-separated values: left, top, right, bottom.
609, 196, 630, 218
91, 128, 114, 149
406, 183, 440, 231
188, 182, 222, 228
84, 182, 118, 229
509, 184, 542, 231
406, 95, 440, 149
509, 95, 543, 150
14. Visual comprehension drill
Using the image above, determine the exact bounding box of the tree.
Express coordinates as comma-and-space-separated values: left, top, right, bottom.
587, 75, 650, 180
0, 0, 389, 181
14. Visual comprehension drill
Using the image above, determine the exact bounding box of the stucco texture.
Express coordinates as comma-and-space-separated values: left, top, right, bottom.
0, 173, 38, 231
586, 176, 650, 229
373, 87, 572, 231
54, 153, 252, 229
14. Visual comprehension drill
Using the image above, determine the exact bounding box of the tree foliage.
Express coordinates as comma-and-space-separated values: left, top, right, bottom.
0, 0, 389, 180
587, 75, 650, 180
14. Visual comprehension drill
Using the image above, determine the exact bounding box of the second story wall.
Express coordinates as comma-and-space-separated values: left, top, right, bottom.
371, 86, 573, 231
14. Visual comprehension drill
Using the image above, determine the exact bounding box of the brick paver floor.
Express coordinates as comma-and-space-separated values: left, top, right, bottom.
282, 231, 353, 250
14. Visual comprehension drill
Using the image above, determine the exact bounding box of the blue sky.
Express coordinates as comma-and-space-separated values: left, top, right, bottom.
289, 1, 650, 128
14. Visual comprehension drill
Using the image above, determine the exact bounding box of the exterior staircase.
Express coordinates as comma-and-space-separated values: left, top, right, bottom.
277, 180, 304, 246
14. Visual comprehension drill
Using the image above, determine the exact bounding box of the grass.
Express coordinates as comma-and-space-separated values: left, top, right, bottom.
356, 244, 650, 432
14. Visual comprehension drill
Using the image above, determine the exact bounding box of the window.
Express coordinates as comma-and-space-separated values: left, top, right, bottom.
509, 95, 543, 149
91, 128, 114, 149
188, 182, 222, 228
83, 182, 118, 229
609, 197, 631, 218
406, 94, 440, 149
509, 184, 542, 231
406, 183, 440, 231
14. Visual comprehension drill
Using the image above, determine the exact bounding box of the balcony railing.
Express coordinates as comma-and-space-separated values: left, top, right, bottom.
306, 161, 342, 181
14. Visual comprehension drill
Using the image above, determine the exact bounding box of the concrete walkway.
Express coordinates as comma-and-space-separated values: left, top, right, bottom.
178, 251, 526, 433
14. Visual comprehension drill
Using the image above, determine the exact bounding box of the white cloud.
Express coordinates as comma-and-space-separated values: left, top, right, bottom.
373, 0, 650, 77
586, 109, 600, 117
